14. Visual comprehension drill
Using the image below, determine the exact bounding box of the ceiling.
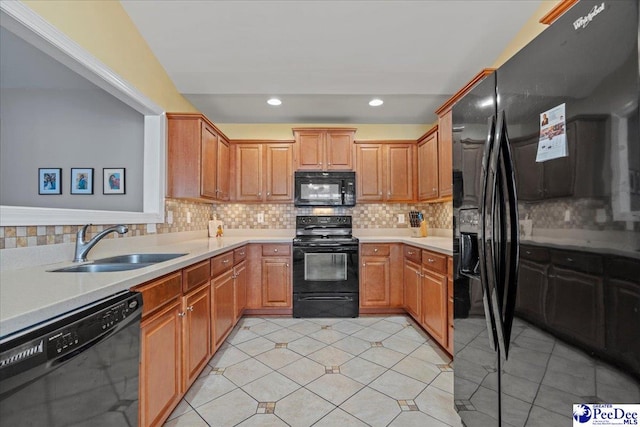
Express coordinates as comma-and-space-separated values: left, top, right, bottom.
120, 1, 545, 124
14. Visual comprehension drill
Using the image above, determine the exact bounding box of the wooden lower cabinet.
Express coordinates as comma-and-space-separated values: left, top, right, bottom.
403, 259, 421, 319
421, 269, 448, 345
234, 260, 247, 321
446, 257, 454, 354
262, 257, 291, 307
212, 269, 235, 351
360, 243, 403, 310
182, 283, 211, 391
140, 298, 182, 427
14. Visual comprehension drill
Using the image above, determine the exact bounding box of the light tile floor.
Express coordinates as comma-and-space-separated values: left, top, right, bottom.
165, 315, 463, 427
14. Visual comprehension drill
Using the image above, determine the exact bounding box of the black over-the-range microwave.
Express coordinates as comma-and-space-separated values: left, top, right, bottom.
294, 171, 356, 207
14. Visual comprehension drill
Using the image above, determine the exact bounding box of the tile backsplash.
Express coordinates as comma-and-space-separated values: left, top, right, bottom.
213, 202, 453, 230
0, 200, 452, 248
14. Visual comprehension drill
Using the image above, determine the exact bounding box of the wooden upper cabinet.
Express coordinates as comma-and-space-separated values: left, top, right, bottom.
293, 128, 356, 170
216, 136, 230, 201
235, 144, 263, 202
355, 142, 415, 202
418, 129, 439, 201
265, 144, 293, 201
386, 144, 415, 202
167, 113, 229, 202
355, 144, 384, 201
232, 142, 293, 203
437, 112, 453, 198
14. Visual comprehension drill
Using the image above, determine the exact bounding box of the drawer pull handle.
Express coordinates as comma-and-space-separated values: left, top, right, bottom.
428, 258, 435, 263
239, 252, 245, 256
566, 258, 573, 262
178, 312, 186, 318
408, 251, 414, 255
525, 251, 532, 255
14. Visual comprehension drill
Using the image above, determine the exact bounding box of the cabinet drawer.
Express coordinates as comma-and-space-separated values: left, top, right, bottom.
404, 245, 421, 263
550, 249, 603, 275
234, 246, 247, 264
422, 250, 447, 274
134, 271, 182, 317
262, 244, 291, 256
211, 251, 234, 277
361, 244, 390, 257
183, 260, 210, 293
521, 245, 550, 263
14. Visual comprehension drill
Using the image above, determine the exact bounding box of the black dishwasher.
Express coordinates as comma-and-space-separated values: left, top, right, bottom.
0, 290, 142, 426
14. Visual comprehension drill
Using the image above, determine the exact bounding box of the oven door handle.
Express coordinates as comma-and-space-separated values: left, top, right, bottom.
294, 246, 358, 251
297, 296, 355, 301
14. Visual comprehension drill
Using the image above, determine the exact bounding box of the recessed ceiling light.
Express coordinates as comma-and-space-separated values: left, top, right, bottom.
369, 98, 383, 107
267, 97, 282, 106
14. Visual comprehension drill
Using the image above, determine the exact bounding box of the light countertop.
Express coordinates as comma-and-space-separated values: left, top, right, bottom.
0, 229, 453, 338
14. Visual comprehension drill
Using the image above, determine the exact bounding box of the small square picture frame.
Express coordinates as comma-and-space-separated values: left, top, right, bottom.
103, 168, 125, 194
38, 168, 62, 195
70, 168, 94, 195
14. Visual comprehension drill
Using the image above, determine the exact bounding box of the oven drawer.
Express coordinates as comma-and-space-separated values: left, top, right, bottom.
293, 293, 359, 318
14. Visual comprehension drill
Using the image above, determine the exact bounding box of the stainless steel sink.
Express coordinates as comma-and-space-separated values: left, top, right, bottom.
50, 253, 187, 273
93, 253, 187, 264
51, 263, 155, 273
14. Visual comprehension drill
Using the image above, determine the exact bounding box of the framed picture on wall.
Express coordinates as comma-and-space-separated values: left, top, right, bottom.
38, 168, 62, 195
103, 168, 125, 194
70, 168, 93, 195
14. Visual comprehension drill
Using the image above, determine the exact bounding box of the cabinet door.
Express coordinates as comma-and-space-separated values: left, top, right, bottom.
606, 276, 640, 374
422, 269, 447, 346
266, 144, 293, 201
515, 259, 548, 324
294, 130, 324, 170
403, 259, 421, 319
361, 256, 390, 307
201, 122, 218, 199
546, 266, 604, 349
212, 269, 235, 350
325, 130, 354, 170
438, 110, 453, 198
262, 257, 291, 307
234, 260, 247, 321
460, 140, 484, 206
355, 144, 384, 201
216, 137, 230, 200
235, 144, 263, 201
386, 144, 415, 202
183, 284, 211, 391
418, 134, 439, 200
140, 298, 182, 427
512, 137, 544, 200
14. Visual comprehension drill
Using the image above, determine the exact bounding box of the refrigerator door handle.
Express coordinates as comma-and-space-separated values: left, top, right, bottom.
489, 110, 520, 360
478, 114, 499, 352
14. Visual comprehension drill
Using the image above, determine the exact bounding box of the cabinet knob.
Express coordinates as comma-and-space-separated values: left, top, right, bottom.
178, 312, 186, 318
379, 192, 382, 196
566, 258, 573, 262
274, 248, 278, 252
267, 192, 271, 196
286, 263, 289, 267
428, 258, 435, 263
258, 192, 262, 197
187, 306, 194, 312
408, 251, 414, 255
327, 162, 331, 165
240, 252, 245, 256
362, 263, 366, 267
374, 248, 378, 252
222, 259, 229, 264
387, 192, 391, 197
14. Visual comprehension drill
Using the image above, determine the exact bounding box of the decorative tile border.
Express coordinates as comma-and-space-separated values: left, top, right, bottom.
398, 400, 419, 411
256, 402, 276, 414
275, 343, 287, 349
371, 342, 384, 347
325, 366, 340, 374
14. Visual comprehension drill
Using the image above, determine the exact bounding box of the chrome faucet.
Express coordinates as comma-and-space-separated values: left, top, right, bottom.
74, 224, 128, 263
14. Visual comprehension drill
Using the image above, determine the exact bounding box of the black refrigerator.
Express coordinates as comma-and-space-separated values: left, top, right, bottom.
453, 1, 640, 426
